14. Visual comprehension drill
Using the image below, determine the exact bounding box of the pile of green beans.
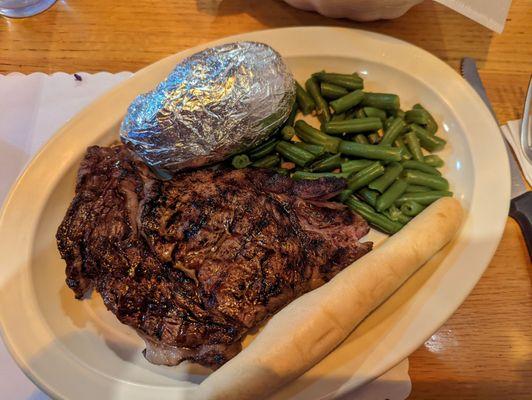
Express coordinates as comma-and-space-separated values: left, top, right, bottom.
229, 70, 453, 235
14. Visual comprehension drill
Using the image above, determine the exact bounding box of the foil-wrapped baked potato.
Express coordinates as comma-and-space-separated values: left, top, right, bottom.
120, 41, 296, 173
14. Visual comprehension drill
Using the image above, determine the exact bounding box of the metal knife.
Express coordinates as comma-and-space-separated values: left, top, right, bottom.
460, 57, 532, 260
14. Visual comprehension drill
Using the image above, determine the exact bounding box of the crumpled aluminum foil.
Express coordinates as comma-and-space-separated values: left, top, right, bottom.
120, 41, 295, 173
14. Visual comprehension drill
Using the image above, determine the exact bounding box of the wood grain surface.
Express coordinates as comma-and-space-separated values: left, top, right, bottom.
1, 0, 531, 399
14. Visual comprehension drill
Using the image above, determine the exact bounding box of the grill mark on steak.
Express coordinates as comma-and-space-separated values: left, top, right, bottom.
56, 145, 372, 369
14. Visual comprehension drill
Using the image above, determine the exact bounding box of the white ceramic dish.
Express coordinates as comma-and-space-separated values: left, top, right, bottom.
0, 27, 509, 400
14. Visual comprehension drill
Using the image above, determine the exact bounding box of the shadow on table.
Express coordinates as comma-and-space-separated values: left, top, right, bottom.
196, 0, 495, 70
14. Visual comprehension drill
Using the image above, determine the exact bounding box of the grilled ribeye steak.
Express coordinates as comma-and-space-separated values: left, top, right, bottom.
56, 145, 372, 368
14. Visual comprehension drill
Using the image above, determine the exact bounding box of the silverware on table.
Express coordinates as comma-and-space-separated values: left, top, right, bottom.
520, 76, 532, 164
460, 57, 532, 260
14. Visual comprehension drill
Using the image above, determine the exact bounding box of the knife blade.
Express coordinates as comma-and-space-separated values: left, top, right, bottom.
461, 57, 527, 198
460, 57, 531, 259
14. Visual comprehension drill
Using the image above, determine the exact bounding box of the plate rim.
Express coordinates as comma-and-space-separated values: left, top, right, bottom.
0, 26, 510, 400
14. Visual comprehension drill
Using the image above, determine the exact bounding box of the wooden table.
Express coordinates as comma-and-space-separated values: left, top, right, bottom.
1, 0, 531, 398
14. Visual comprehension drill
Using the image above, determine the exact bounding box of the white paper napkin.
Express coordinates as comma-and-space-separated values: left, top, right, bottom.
0, 71, 133, 400
0, 72, 411, 399
434, 0, 513, 33
501, 120, 532, 186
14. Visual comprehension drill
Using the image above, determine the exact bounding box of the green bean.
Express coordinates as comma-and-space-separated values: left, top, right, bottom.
312, 72, 364, 90
405, 185, 432, 193
361, 92, 400, 110
357, 187, 379, 208
286, 101, 298, 127
331, 112, 346, 122
249, 138, 279, 160
400, 200, 426, 217
275, 141, 316, 167
398, 146, 412, 161
305, 77, 331, 122
394, 136, 410, 151
413, 104, 438, 133
402, 169, 449, 191
338, 141, 402, 161
310, 153, 343, 172
395, 191, 453, 206
346, 162, 385, 192
314, 72, 362, 79
338, 189, 352, 202
384, 116, 394, 130
295, 82, 315, 115
345, 196, 374, 214
330, 90, 365, 114
385, 205, 412, 224
409, 124, 446, 152
294, 142, 326, 157
281, 125, 295, 141
324, 117, 382, 135
405, 109, 429, 125
380, 117, 407, 146
401, 160, 442, 176
368, 162, 403, 193
345, 196, 403, 234
341, 159, 374, 175
376, 179, 408, 212
339, 162, 384, 202
404, 131, 424, 161
231, 154, 251, 169
354, 134, 369, 144
320, 82, 349, 99
251, 154, 280, 168
294, 120, 341, 153
345, 109, 358, 120
291, 171, 350, 180
367, 133, 380, 144
388, 109, 406, 119
274, 167, 289, 176
363, 107, 387, 121
394, 137, 412, 160
423, 154, 445, 168
353, 108, 366, 119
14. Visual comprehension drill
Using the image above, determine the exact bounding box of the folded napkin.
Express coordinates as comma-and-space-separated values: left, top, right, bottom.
501, 120, 532, 186
0, 72, 411, 399
435, 0, 512, 33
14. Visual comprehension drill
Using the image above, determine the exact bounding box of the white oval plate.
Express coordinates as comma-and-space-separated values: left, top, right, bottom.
0, 27, 509, 400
